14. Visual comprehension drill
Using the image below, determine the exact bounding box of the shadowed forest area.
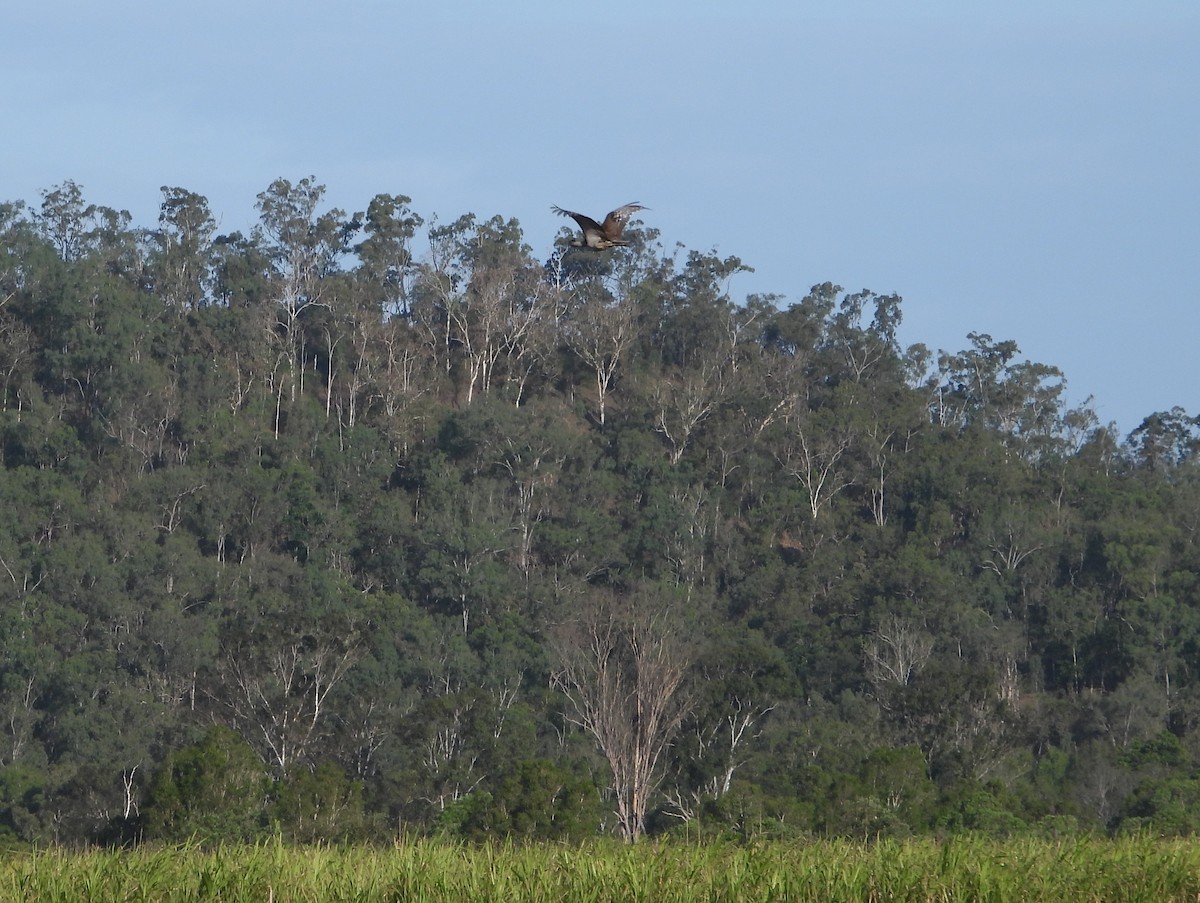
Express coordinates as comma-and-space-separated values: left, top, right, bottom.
0, 178, 1197, 846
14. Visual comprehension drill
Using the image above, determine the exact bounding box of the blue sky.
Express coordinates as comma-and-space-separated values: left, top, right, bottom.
7, 1, 1198, 435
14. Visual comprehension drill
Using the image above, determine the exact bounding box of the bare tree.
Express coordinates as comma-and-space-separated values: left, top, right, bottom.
653, 362, 728, 465
217, 633, 359, 775
775, 405, 856, 520
551, 591, 692, 842
561, 286, 638, 426
865, 613, 934, 690
495, 429, 564, 578
665, 696, 774, 823
979, 505, 1045, 577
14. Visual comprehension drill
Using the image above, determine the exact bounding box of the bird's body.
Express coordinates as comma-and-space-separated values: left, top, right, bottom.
552, 202, 647, 249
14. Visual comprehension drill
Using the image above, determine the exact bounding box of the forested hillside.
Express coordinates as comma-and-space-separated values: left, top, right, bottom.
0, 178, 1197, 846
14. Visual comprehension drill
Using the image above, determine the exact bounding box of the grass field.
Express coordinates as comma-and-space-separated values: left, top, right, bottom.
2, 835, 1198, 902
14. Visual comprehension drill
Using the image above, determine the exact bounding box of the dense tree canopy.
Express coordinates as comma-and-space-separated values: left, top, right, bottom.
0, 179, 1197, 846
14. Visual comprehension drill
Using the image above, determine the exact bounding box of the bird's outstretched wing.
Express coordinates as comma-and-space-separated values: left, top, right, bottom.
599, 202, 647, 241
551, 206, 604, 237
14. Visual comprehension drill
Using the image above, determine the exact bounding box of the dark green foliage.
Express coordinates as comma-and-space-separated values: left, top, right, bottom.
271, 762, 369, 843
143, 727, 269, 843
0, 763, 50, 848
936, 781, 1029, 837
1117, 776, 1200, 835
438, 759, 600, 841
0, 180, 1197, 847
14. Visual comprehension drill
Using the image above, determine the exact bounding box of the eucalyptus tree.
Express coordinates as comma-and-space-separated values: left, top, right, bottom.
1127, 407, 1200, 471
413, 214, 555, 406
253, 177, 358, 434
354, 192, 423, 320
34, 181, 100, 264
0, 202, 42, 417
311, 193, 430, 430
638, 250, 750, 464
151, 186, 217, 311
927, 332, 1069, 458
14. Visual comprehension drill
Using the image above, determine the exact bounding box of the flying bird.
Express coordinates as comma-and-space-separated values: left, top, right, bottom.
551, 202, 647, 250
